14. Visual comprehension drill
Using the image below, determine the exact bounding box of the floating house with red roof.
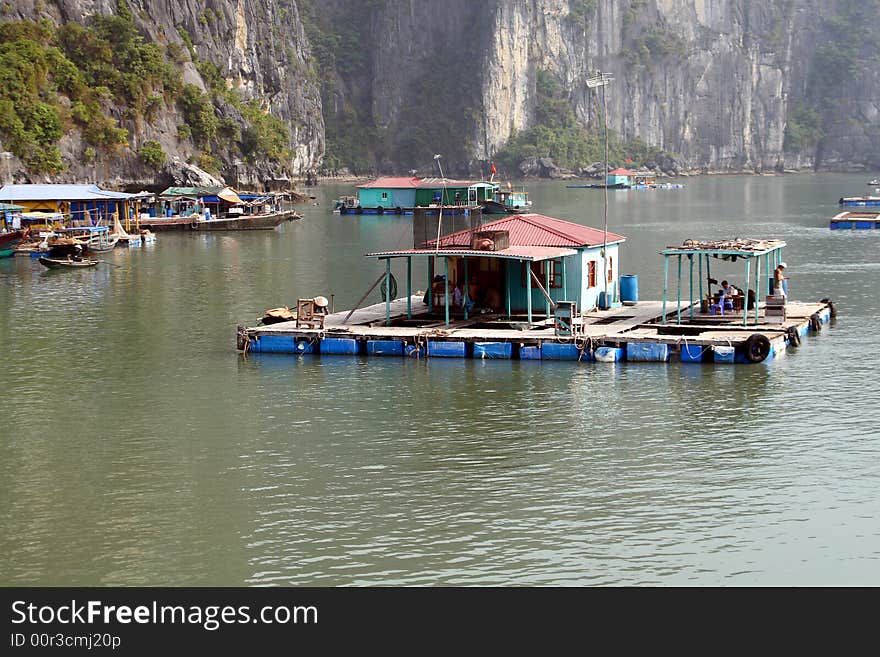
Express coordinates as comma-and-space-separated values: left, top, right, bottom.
606, 167, 634, 187
337, 176, 498, 214
367, 213, 625, 325
239, 210, 835, 364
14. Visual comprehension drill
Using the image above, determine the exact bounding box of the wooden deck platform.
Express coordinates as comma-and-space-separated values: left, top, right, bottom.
239, 296, 836, 364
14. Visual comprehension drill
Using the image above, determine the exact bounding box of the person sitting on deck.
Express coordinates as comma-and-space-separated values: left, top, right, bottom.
720, 281, 736, 310
721, 280, 738, 297
456, 281, 475, 314
452, 282, 464, 309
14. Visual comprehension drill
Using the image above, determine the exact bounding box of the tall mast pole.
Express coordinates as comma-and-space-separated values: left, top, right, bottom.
586, 71, 614, 306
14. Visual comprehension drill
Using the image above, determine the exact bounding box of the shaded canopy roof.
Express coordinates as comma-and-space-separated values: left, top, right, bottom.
0, 184, 133, 201
20, 211, 64, 220
661, 238, 785, 257
0, 202, 24, 211
161, 186, 243, 204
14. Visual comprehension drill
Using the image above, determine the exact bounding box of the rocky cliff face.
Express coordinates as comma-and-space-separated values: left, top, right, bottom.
1, 0, 876, 185
0, 0, 323, 188
325, 0, 879, 175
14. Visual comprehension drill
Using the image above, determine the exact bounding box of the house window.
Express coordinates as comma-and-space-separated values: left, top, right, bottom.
588, 261, 597, 288
550, 259, 562, 288
522, 260, 562, 288
381, 192, 388, 200
607, 256, 613, 283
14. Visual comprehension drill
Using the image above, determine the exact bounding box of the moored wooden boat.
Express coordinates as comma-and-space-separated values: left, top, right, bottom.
0, 228, 29, 257
38, 255, 99, 269
480, 199, 528, 215
189, 210, 301, 231
53, 225, 119, 252
83, 233, 120, 252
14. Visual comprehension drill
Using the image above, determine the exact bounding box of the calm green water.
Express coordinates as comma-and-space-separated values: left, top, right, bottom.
1, 173, 878, 586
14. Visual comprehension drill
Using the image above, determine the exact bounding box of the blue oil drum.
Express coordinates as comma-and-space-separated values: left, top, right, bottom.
620, 274, 638, 303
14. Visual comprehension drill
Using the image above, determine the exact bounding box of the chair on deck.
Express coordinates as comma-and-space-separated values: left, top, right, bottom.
295, 296, 328, 329
710, 293, 730, 316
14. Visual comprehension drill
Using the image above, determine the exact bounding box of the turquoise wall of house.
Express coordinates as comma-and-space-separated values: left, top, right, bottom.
606, 174, 630, 186
579, 243, 620, 309
414, 186, 470, 206
357, 188, 416, 208
506, 254, 581, 315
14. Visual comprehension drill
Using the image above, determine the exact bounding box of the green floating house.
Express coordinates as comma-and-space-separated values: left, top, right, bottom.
344, 177, 497, 214
606, 167, 634, 187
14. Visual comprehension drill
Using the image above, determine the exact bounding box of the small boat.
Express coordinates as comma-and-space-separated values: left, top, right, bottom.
259, 306, 297, 325
868, 179, 879, 186
565, 182, 630, 189
45, 236, 86, 258
0, 228, 29, 258
480, 199, 528, 214
332, 195, 359, 214
84, 234, 119, 252
53, 225, 119, 252
189, 210, 300, 231
38, 255, 99, 269
492, 186, 532, 212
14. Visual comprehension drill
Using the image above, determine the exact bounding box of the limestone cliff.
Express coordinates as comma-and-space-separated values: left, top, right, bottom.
320, 0, 879, 175
1, 0, 876, 185
0, 0, 323, 188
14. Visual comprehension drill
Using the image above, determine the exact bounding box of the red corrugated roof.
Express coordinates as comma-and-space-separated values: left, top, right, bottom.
608, 167, 634, 176
357, 176, 489, 189
429, 213, 625, 249
356, 177, 422, 189
366, 245, 578, 261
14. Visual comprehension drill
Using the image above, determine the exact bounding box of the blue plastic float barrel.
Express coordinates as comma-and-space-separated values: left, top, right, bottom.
620, 274, 638, 303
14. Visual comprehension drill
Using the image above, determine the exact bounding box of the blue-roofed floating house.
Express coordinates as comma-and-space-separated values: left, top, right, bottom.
0, 184, 136, 229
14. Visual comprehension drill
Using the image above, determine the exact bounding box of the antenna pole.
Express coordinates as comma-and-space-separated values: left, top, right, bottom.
434, 154, 444, 252
602, 80, 608, 303
586, 71, 614, 307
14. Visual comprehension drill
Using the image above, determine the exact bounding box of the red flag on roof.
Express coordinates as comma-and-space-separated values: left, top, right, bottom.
625, 157, 632, 164
490, 161, 497, 175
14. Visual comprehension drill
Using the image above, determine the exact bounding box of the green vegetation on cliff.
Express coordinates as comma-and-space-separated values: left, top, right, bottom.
0, 2, 292, 176
785, 0, 880, 164
494, 70, 664, 173
298, 0, 377, 173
